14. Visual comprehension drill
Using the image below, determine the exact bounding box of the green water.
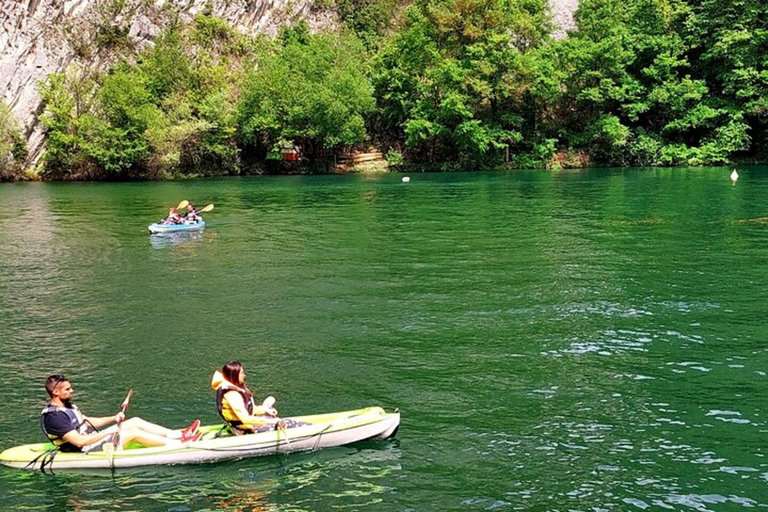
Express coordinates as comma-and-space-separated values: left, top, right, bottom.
0, 168, 766, 511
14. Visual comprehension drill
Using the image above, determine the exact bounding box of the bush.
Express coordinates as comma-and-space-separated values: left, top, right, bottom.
237, 24, 375, 161
0, 102, 27, 181
385, 149, 403, 167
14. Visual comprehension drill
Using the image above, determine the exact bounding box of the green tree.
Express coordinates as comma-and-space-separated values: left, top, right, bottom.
332, 0, 408, 48
237, 23, 375, 162
685, 0, 768, 159
39, 67, 103, 178
0, 101, 27, 181
531, 0, 751, 166
374, 0, 550, 167
39, 15, 245, 179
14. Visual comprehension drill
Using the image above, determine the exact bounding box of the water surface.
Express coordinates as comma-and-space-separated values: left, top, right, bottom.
0, 168, 766, 511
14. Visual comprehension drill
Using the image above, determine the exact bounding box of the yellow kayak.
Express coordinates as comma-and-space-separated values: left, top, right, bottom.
0, 406, 400, 471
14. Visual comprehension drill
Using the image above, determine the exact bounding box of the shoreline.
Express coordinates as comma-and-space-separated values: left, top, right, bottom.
3, 161, 764, 184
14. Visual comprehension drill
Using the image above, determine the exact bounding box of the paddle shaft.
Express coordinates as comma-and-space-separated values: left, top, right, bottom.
113, 390, 133, 442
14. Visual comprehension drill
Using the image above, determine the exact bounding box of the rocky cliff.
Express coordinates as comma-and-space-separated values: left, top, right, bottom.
0, 0, 577, 169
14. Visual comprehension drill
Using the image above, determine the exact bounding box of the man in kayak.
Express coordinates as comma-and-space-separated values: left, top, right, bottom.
41, 375, 201, 452
183, 204, 201, 224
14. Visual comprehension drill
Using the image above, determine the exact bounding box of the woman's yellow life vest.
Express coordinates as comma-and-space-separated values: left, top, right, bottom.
211, 371, 259, 433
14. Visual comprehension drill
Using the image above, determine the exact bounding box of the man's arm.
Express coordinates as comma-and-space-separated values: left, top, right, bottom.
61, 429, 114, 448
82, 412, 123, 430
43, 411, 117, 448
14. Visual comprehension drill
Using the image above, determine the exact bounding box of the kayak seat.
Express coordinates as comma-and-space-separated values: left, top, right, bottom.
200, 431, 222, 441
211, 425, 231, 439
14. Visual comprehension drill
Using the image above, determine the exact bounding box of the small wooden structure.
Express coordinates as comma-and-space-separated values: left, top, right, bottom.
280, 144, 300, 162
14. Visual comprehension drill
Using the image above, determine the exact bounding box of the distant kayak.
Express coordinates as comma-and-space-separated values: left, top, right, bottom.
0, 406, 399, 471
148, 220, 205, 234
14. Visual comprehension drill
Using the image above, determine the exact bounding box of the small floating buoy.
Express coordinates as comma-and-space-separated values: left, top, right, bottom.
402, 176, 410, 183
730, 169, 739, 182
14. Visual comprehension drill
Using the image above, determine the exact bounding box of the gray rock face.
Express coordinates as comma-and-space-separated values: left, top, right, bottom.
0, 0, 335, 167
550, 0, 578, 38
0, 0, 578, 169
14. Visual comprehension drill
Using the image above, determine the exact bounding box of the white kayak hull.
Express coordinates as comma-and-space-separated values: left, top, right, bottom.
148, 221, 205, 234
0, 407, 399, 471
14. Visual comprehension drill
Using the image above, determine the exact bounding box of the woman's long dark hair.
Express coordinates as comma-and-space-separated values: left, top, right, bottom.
222, 361, 251, 394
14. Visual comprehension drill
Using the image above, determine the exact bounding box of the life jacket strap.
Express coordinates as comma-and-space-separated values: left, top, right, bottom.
40, 404, 91, 446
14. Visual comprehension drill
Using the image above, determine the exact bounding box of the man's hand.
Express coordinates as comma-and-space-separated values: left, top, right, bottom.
114, 411, 126, 424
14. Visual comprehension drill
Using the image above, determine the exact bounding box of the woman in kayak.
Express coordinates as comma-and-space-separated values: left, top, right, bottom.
212, 361, 300, 434
161, 207, 182, 225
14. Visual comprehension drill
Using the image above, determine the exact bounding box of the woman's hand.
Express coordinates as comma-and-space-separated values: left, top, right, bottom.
114, 411, 126, 423
261, 396, 278, 417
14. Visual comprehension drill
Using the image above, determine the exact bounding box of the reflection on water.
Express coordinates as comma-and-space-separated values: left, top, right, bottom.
0, 444, 402, 512
148, 230, 207, 250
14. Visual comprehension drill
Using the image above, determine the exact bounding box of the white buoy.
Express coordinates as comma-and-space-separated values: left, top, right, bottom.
730, 169, 739, 182
402, 176, 410, 183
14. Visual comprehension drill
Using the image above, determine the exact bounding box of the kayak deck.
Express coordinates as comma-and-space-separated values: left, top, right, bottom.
148, 221, 205, 234
0, 407, 399, 471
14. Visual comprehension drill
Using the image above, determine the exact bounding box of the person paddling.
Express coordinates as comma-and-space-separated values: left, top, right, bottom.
211, 361, 303, 434
41, 375, 201, 452
161, 207, 182, 225
183, 204, 201, 224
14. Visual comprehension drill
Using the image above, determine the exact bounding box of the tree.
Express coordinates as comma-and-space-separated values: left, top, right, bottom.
533, 0, 752, 166
374, 0, 550, 167
237, 23, 375, 162
0, 101, 27, 181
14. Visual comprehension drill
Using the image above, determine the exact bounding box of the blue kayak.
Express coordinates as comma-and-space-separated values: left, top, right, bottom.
148, 221, 205, 234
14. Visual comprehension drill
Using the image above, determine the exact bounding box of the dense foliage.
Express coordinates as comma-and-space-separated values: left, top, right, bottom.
0, 101, 27, 181
374, 0, 550, 168
36, 0, 768, 178
531, 0, 758, 167
40, 17, 247, 180
237, 23, 375, 162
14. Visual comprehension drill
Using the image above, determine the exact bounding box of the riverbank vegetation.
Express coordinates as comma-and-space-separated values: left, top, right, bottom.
4, 0, 767, 180
0, 102, 27, 181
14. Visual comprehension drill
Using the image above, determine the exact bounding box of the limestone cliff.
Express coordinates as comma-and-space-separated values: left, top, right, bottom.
0, 0, 577, 169
0, 0, 335, 167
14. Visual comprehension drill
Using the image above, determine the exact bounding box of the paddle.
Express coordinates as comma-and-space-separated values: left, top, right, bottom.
176, 200, 189, 210
106, 389, 133, 468
182, 204, 214, 224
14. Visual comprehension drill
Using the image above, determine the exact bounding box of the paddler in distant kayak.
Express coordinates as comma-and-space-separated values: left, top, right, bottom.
160, 207, 183, 225
183, 203, 201, 224
41, 375, 201, 452
212, 361, 304, 434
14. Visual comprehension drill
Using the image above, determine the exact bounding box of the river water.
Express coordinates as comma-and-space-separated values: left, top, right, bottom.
0, 168, 765, 511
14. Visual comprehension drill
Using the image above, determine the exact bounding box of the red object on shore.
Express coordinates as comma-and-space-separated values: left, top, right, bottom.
281, 147, 300, 161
